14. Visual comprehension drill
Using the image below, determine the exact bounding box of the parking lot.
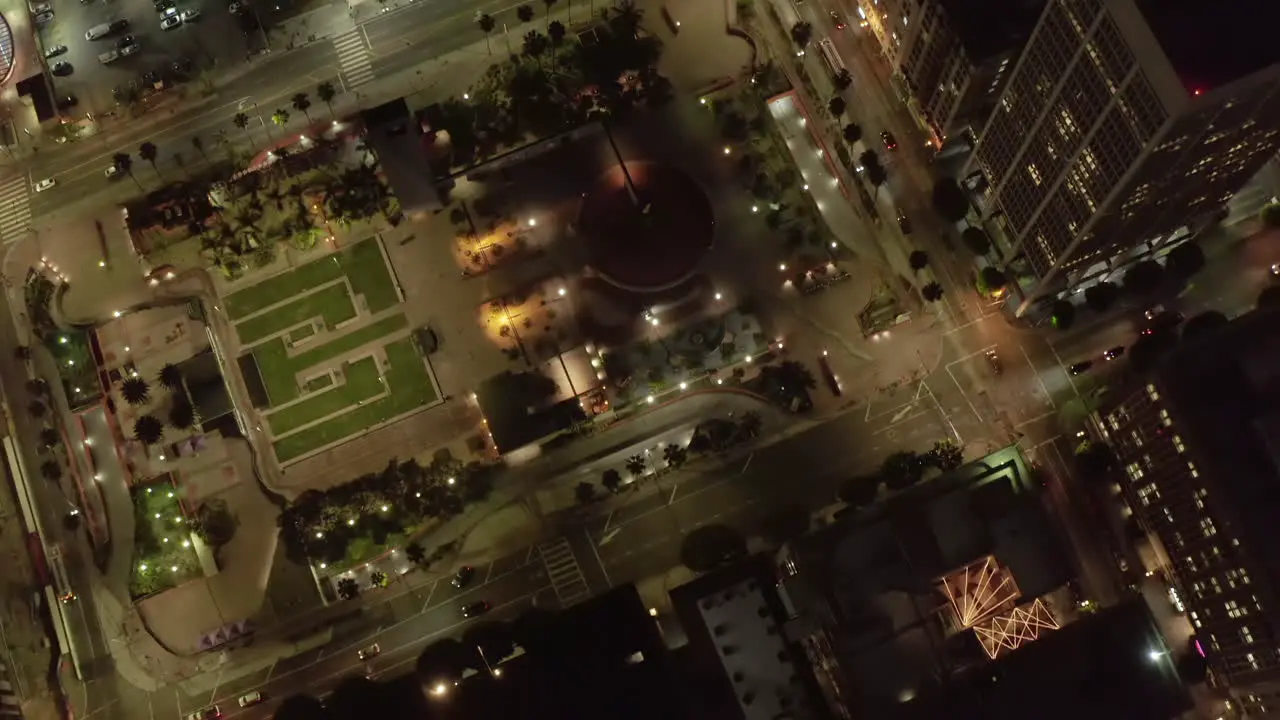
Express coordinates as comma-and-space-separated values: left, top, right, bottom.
35, 0, 267, 115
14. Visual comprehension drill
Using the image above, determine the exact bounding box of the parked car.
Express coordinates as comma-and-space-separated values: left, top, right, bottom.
461, 601, 491, 618
237, 692, 263, 708
50, 61, 73, 76
880, 130, 898, 151
31, 1, 52, 12
120, 42, 140, 56
451, 566, 475, 588
160, 14, 182, 29
116, 34, 137, 48
43, 44, 67, 58
1103, 346, 1125, 360
34, 11, 54, 24
34, 178, 56, 192
180, 7, 200, 20
985, 349, 1002, 375
56, 95, 78, 110
1068, 360, 1093, 375
154, 0, 175, 11
357, 643, 381, 661
184, 707, 221, 720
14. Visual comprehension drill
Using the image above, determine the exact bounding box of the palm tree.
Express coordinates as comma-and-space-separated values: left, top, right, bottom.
909, 250, 929, 271
139, 142, 160, 176
833, 69, 852, 91
662, 444, 687, 469
39, 427, 59, 449
516, 4, 534, 22
158, 363, 184, 390
40, 460, 61, 482
168, 402, 196, 430
923, 281, 945, 302
26, 378, 47, 398
405, 542, 427, 566
317, 81, 338, 117
291, 92, 313, 123
233, 112, 255, 148
271, 109, 290, 135
191, 135, 209, 162
828, 96, 846, 118
842, 122, 862, 145
173, 152, 189, 179
790, 20, 812, 47
476, 12, 496, 54
625, 454, 646, 478
134, 415, 164, 445
121, 377, 150, 406
601, 468, 622, 493
574, 481, 596, 505
613, 0, 641, 33
542, 0, 557, 22
112, 153, 142, 190
548, 19, 566, 46
522, 30, 548, 67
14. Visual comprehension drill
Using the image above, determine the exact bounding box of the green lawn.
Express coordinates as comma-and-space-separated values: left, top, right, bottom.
129, 482, 201, 599
267, 357, 385, 435
235, 283, 357, 345
251, 314, 411, 406
273, 338, 438, 462
342, 238, 400, 313
224, 238, 396, 319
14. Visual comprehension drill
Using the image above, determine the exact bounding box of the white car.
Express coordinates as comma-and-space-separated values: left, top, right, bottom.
180, 7, 200, 20
228, 1, 242, 12
120, 42, 140, 56
34, 178, 56, 193
31, 2, 52, 13
237, 691, 263, 708
160, 14, 182, 29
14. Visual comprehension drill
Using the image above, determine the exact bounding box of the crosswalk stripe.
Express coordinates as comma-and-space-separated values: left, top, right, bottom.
0, 175, 32, 245
333, 30, 376, 88
537, 538, 590, 606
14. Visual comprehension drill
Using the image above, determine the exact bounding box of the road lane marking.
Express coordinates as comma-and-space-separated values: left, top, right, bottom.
483, 562, 494, 584
1019, 343, 1055, 409
333, 29, 376, 89
1014, 410, 1056, 429
944, 364, 984, 422
0, 175, 32, 246
420, 579, 438, 613
584, 529, 612, 590
537, 537, 590, 605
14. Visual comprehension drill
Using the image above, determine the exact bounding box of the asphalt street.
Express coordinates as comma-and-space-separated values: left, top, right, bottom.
14, 0, 526, 225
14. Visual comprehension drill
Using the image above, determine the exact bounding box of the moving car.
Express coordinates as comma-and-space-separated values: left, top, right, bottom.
829, 10, 846, 29
461, 601, 491, 618
180, 7, 200, 20
1141, 310, 1183, 336
105, 164, 123, 179
451, 566, 474, 588
1103, 346, 1125, 360
44, 44, 67, 58
184, 707, 221, 720
237, 692, 263, 708
51, 61, 73, 76
1270, 262, 1279, 277
357, 643, 381, 661
896, 212, 911, 234
880, 130, 898, 151
817, 351, 841, 397
161, 14, 182, 29
1068, 360, 1093, 375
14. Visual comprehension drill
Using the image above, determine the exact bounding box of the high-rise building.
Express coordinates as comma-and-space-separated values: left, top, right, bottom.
962, 0, 1280, 315
1097, 309, 1280, 716
853, 0, 1045, 147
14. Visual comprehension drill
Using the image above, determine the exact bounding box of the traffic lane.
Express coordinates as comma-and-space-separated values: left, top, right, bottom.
361, 0, 511, 51
30, 42, 335, 178
215, 565, 549, 718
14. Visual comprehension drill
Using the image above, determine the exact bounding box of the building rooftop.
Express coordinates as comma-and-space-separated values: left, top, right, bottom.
1136, 0, 1280, 93
474, 368, 587, 453
669, 555, 823, 720
904, 600, 1192, 720
938, 0, 1046, 64
1150, 308, 1280, 582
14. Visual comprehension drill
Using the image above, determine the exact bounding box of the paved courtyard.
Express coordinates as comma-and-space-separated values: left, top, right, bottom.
223, 236, 443, 465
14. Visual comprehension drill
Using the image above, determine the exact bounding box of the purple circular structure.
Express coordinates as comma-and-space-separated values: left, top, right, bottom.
0, 15, 14, 85
579, 162, 713, 293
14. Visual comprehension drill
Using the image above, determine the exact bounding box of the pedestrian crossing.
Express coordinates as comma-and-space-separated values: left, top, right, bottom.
0, 174, 31, 246
333, 29, 376, 90
537, 537, 590, 606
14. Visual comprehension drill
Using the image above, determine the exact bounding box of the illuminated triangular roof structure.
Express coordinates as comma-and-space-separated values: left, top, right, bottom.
973, 598, 1061, 659
938, 556, 1020, 628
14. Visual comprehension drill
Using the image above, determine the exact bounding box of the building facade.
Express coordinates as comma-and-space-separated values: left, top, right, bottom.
963, 0, 1280, 315
853, 0, 1043, 148
1097, 309, 1280, 717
